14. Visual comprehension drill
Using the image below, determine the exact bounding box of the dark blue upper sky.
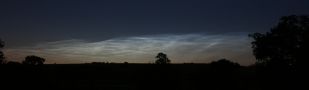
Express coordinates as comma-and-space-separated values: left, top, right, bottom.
1, 0, 309, 47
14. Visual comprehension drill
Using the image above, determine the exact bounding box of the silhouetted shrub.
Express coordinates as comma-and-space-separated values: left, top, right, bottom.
90, 62, 107, 64
7, 61, 21, 65
0, 39, 4, 64
22, 55, 45, 65
210, 58, 240, 70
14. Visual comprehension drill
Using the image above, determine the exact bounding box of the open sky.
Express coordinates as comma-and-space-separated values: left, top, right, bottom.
1, 0, 308, 65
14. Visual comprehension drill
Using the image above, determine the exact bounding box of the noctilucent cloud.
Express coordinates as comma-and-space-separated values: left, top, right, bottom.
4, 33, 255, 65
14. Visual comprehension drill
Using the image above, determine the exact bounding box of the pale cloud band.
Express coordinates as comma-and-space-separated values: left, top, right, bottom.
4, 33, 255, 65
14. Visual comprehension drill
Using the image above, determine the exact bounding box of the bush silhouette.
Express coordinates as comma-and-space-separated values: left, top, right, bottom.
210, 58, 240, 70
155, 52, 170, 64
249, 15, 308, 72
0, 39, 4, 64
22, 55, 46, 65
7, 61, 21, 65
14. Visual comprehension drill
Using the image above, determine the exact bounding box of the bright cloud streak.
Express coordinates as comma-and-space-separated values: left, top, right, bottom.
4, 33, 255, 65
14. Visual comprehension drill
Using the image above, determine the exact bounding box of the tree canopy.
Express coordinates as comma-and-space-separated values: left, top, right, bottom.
249, 15, 308, 71
155, 52, 170, 64
23, 55, 46, 65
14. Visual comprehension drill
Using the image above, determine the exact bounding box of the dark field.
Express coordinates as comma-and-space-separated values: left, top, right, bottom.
1, 64, 264, 90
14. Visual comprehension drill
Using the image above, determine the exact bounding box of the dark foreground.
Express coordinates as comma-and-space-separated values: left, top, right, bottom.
0, 64, 295, 90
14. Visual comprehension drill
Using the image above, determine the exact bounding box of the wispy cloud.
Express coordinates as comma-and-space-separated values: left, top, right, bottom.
4, 33, 255, 65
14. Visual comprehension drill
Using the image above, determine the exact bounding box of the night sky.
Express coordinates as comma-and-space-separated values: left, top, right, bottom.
1, 0, 308, 65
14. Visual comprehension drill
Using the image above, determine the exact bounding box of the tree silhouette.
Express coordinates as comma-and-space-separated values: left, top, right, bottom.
0, 39, 4, 64
155, 52, 170, 64
249, 15, 308, 71
22, 55, 46, 65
